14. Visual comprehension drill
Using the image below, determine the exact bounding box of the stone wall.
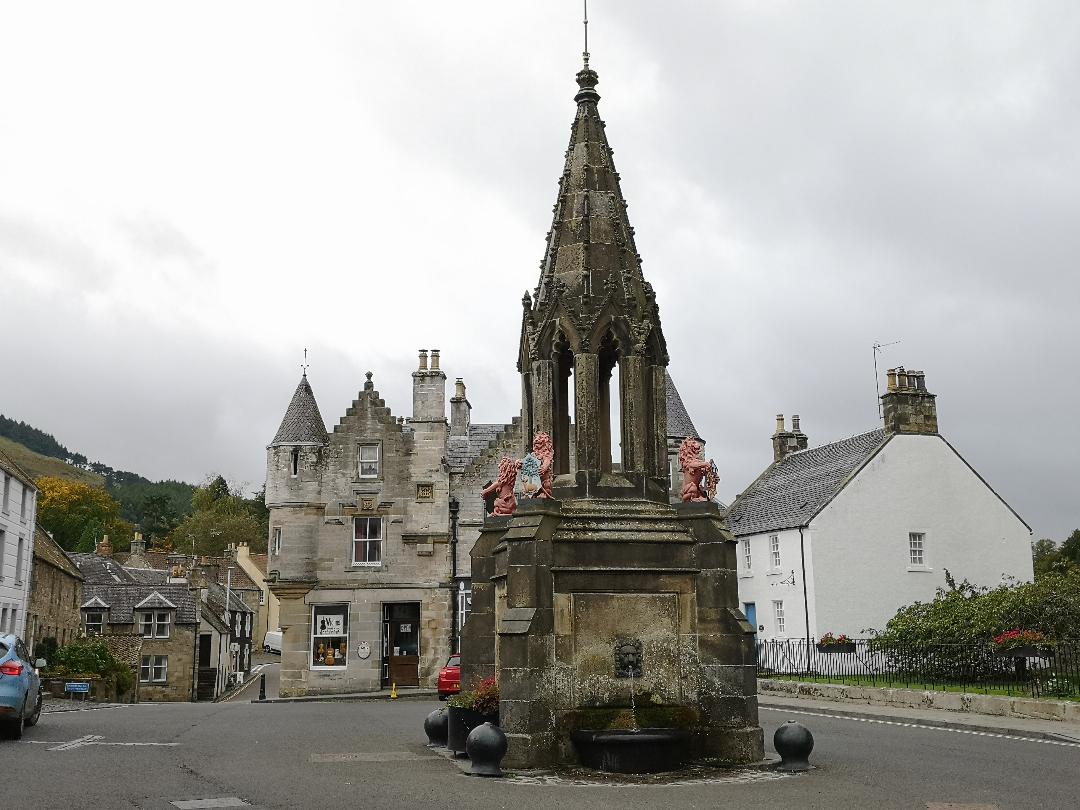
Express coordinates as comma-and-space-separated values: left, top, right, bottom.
27, 558, 83, 652
136, 624, 197, 702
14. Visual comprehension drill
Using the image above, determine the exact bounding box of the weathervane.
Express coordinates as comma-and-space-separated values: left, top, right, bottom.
301, 347, 309, 376
582, 0, 590, 69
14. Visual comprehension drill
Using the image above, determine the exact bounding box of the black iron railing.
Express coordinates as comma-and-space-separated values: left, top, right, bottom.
755, 638, 1080, 700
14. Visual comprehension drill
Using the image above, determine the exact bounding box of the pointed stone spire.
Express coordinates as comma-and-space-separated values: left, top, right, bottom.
271, 373, 329, 446
519, 62, 670, 498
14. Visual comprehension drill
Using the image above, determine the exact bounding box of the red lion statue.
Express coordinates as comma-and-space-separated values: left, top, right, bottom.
482, 456, 521, 517
679, 438, 718, 502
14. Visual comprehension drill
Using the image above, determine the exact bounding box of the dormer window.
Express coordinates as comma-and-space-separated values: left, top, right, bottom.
291, 448, 300, 477
139, 610, 171, 639
85, 611, 104, 636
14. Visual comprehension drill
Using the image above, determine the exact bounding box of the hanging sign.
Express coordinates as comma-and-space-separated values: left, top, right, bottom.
318, 615, 344, 636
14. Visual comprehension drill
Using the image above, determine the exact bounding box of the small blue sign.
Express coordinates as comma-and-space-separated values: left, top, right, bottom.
65, 682, 90, 693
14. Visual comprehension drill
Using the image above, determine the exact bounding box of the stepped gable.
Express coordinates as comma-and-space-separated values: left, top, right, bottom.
666, 372, 701, 443
271, 373, 329, 446
447, 418, 522, 473
523, 63, 668, 365
726, 429, 889, 537
331, 375, 405, 436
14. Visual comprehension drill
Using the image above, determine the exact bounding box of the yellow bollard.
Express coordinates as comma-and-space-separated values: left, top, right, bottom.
390, 682, 398, 700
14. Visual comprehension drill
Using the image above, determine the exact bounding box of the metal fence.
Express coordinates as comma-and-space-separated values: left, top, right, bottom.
755, 638, 1080, 700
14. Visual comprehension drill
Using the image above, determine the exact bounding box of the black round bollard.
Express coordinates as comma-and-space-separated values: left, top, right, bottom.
258, 673, 266, 702
774, 720, 814, 772
466, 722, 507, 777
425, 708, 449, 747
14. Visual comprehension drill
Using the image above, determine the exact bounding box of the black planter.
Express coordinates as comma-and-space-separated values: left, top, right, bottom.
466, 722, 508, 777
816, 642, 856, 654
447, 706, 497, 755
569, 729, 691, 774
424, 707, 448, 747
773, 720, 814, 772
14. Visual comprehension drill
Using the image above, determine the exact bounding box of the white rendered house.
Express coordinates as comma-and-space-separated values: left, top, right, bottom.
0, 450, 37, 638
726, 368, 1033, 643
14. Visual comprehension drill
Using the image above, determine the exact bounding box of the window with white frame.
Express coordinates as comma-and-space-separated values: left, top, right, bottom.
259, 589, 266, 606
138, 611, 171, 638
271, 527, 282, 556
1, 474, 9, 513
20, 487, 28, 522
742, 538, 752, 572
84, 611, 103, 636
352, 517, 382, 566
0, 528, 5, 579
909, 532, 925, 566
15, 536, 25, 584
770, 534, 781, 570
358, 444, 380, 478
773, 600, 786, 635
311, 603, 349, 668
140, 655, 168, 683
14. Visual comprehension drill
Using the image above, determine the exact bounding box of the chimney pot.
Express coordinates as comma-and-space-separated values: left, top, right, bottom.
418, 349, 428, 370
430, 349, 440, 370
775, 414, 786, 434
886, 368, 898, 391
454, 378, 466, 399
791, 414, 801, 432
897, 368, 909, 389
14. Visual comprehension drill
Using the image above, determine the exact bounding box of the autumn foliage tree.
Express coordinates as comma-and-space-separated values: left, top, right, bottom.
35, 477, 133, 552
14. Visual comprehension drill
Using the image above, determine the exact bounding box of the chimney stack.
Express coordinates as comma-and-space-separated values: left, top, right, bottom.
772, 413, 802, 462
450, 377, 472, 437
881, 366, 938, 435
791, 414, 809, 452
96, 535, 113, 558
412, 347, 447, 422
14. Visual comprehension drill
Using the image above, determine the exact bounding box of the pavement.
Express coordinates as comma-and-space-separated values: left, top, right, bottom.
7, 687, 1079, 809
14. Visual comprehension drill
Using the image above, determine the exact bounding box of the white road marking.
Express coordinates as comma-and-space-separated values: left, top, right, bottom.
310, 751, 441, 762
29, 734, 178, 751
761, 706, 1080, 749
171, 799, 250, 809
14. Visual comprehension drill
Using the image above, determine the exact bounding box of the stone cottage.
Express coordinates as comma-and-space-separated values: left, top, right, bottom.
265, 354, 705, 696
27, 525, 84, 654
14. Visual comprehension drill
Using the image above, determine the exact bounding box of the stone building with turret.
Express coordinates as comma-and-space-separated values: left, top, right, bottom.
728, 367, 1033, 643
265, 350, 706, 696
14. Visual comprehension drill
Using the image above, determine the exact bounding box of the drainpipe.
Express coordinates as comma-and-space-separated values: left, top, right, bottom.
448, 497, 460, 655
799, 526, 811, 670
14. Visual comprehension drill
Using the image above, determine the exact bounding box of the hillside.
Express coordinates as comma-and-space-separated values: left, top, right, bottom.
0, 435, 104, 488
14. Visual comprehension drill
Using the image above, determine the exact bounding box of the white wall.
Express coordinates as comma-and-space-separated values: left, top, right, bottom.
810, 434, 1032, 638
734, 527, 812, 642
0, 472, 36, 638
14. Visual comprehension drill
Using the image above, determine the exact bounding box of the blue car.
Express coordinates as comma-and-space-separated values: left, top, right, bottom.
0, 633, 44, 740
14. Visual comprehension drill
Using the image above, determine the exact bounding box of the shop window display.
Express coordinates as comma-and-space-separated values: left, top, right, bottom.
312, 604, 349, 668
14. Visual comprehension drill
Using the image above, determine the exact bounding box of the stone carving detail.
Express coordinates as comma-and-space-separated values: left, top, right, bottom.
679, 437, 719, 502
614, 638, 643, 678
481, 457, 520, 517
519, 431, 554, 500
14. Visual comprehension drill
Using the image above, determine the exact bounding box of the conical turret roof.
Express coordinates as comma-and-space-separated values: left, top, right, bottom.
525, 63, 667, 363
271, 373, 328, 446
665, 372, 702, 442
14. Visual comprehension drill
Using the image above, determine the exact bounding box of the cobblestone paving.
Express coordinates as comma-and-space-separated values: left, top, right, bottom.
503, 765, 796, 787
42, 699, 125, 713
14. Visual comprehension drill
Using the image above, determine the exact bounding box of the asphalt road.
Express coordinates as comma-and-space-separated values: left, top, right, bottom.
4, 696, 1077, 810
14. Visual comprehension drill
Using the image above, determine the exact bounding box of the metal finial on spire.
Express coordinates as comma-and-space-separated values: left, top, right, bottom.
301, 347, 309, 376
582, 0, 590, 69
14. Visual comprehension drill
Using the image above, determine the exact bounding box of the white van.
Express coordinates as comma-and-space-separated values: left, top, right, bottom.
263, 630, 282, 654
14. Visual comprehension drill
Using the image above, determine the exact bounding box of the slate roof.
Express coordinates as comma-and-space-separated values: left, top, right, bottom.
666, 372, 702, 442
81, 582, 199, 625
32, 526, 83, 580
271, 373, 329, 446
125, 567, 170, 585
248, 554, 268, 575
726, 429, 889, 537
447, 422, 515, 473
203, 581, 254, 616
70, 553, 137, 585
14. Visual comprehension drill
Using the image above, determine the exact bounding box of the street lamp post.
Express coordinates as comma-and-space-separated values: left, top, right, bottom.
448, 497, 460, 654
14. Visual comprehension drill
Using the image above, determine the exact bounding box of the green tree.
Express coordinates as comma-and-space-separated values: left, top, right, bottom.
36, 476, 130, 551
168, 474, 266, 555
1061, 529, 1080, 566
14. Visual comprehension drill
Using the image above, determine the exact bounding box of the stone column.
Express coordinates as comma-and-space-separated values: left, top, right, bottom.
620, 354, 646, 474
647, 364, 669, 480
574, 353, 600, 474
531, 360, 555, 442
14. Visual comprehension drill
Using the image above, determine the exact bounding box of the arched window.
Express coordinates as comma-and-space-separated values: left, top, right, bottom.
598, 333, 622, 473
554, 343, 575, 475
291, 448, 299, 477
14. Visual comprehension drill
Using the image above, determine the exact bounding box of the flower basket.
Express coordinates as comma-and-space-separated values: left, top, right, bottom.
994, 645, 1052, 659
445, 677, 499, 755
816, 633, 855, 654
816, 642, 856, 654
992, 630, 1052, 659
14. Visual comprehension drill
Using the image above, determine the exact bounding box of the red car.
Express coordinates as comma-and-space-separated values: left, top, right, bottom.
438, 654, 461, 699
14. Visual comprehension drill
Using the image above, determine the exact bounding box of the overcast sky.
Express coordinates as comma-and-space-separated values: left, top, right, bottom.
2, 1, 1076, 541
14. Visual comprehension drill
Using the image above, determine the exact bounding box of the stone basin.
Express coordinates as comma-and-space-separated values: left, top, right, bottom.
569, 728, 692, 773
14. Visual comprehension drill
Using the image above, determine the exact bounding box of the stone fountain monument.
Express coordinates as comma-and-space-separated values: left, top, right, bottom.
459, 57, 764, 770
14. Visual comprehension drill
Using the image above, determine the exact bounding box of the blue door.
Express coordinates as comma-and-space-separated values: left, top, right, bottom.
743, 602, 757, 638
